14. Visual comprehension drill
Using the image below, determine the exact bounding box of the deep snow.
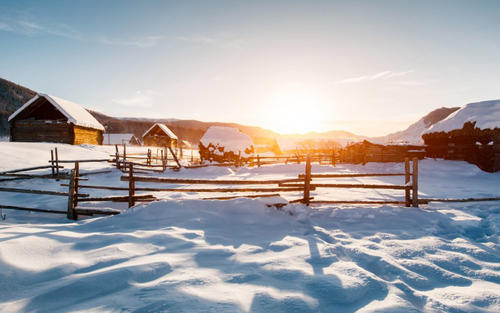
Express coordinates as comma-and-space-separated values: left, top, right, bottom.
0, 142, 499, 312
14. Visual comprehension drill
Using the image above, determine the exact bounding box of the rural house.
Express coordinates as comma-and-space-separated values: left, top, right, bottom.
8, 93, 104, 145
142, 123, 178, 148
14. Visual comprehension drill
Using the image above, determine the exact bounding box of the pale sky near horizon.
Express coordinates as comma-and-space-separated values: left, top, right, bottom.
1, 0, 499, 136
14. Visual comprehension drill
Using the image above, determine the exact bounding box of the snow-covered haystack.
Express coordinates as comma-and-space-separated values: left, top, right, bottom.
422, 100, 500, 172
424, 100, 500, 135
199, 126, 255, 163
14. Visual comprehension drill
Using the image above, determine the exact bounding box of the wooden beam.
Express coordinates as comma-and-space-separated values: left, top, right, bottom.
168, 146, 182, 169
201, 193, 281, 200
0, 187, 88, 197
66, 169, 77, 220
405, 158, 411, 207
0, 165, 64, 175
0, 204, 66, 214
309, 184, 410, 190
50, 159, 112, 163
303, 154, 311, 205
120, 176, 303, 185
298, 173, 410, 178
308, 200, 429, 205
128, 163, 135, 208
412, 157, 419, 208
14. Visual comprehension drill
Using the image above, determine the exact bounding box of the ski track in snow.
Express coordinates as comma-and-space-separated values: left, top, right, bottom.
0, 143, 499, 312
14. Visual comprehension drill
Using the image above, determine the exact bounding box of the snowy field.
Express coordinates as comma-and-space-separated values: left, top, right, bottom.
0, 142, 499, 312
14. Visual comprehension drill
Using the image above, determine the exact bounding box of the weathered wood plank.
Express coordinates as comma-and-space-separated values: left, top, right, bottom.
120, 176, 303, 185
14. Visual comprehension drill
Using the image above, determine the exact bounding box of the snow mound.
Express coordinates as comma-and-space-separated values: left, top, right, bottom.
200, 126, 254, 156
424, 100, 500, 134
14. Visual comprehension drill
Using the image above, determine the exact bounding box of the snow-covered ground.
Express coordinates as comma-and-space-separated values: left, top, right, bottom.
1, 142, 499, 312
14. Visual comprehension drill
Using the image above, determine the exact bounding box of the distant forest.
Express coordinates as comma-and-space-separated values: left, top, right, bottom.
0, 78, 37, 135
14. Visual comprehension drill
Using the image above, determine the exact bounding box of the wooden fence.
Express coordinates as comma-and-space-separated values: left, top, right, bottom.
292, 156, 420, 207
3, 148, 500, 221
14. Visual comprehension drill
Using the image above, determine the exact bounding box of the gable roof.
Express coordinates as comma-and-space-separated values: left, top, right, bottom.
142, 123, 178, 139
8, 93, 105, 131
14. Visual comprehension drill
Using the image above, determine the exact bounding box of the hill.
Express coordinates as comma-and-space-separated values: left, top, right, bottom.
0, 78, 37, 135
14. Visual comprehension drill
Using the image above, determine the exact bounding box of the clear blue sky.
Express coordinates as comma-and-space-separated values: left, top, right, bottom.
1, 0, 499, 135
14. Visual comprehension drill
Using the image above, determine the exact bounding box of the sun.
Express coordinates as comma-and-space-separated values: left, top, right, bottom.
263, 87, 328, 134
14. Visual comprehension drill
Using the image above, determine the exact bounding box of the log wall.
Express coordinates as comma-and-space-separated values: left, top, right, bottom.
10, 121, 103, 145
10, 120, 74, 143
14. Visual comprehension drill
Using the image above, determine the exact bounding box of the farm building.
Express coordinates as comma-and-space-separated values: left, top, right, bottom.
422, 100, 500, 172
199, 126, 255, 163
104, 133, 141, 146
142, 123, 178, 148
8, 93, 104, 145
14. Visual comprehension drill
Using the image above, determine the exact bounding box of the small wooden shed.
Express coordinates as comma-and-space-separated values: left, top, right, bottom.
142, 123, 178, 148
8, 93, 104, 145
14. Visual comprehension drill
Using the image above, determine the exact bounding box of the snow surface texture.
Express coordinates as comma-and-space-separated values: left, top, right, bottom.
8, 94, 105, 131
424, 100, 500, 134
200, 126, 254, 156
142, 123, 178, 140
0, 143, 500, 312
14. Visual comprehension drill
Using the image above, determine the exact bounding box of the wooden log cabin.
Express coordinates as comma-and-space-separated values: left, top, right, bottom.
8, 94, 104, 145
142, 123, 178, 148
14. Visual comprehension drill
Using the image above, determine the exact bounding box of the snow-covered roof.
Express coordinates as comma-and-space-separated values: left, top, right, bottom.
8, 93, 105, 131
424, 100, 500, 134
104, 133, 136, 145
200, 126, 254, 155
142, 123, 178, 139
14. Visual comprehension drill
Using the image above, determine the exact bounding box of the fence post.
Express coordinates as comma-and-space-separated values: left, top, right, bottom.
412, 157, 419, 207
257, 155, 261, 168
405, 158, 410, 207
50, 149, 55, 177
191, 149, 194, 163
128, 163, 135, 208
115, 144, 120, 169
161, 150, 165, 171
73, 162, 80, 209
66, 169, 77, 220
55, 147, 60, 178
303, 154, 312, 205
